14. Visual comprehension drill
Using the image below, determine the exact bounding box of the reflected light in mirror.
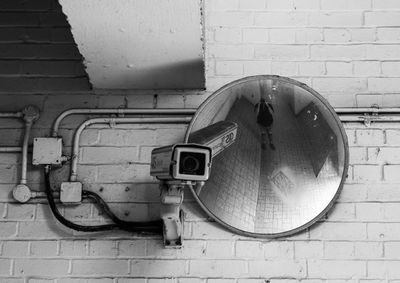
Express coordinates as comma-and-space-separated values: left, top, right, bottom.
185, 75, 349, 237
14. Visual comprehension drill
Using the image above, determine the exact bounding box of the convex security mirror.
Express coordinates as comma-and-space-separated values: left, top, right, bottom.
186, 75, 349, 237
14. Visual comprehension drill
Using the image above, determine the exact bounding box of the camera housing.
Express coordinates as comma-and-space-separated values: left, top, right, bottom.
150, 144, 212, 182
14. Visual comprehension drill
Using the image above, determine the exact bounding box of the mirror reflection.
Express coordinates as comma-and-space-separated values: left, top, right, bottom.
186, 76, 348, 237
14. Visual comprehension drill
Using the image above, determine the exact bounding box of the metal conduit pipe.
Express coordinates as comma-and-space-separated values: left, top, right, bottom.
70, 116, 193, 182
0, 147, 22, 152
0, 112, 23, 118
20, 121, 33, 185
335, 107, 400, 114
52, 108, 197, 137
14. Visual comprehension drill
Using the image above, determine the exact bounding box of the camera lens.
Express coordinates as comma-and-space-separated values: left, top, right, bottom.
182, 155, 200, 172
179, 152, 206, 175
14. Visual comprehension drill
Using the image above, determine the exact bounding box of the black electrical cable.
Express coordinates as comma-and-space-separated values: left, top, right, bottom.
44, 167, 162, 233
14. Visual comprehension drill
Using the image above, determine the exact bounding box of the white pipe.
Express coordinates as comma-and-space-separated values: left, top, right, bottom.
70, 116, 192, 182
20, 121, 33, 185
52, 108, 197, 137
339, 115, 400, 122
0, 147, 22, 152
0, 112, 23, 118
336, 107, 400, 114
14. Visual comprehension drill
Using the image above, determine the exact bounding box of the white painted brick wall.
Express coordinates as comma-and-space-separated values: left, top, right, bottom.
0, 0, 400, 282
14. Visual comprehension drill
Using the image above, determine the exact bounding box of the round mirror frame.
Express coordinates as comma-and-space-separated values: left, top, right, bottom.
184, 75, 349, 238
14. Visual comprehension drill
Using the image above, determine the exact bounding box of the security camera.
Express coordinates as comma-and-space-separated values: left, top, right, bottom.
150, 144, 212, 182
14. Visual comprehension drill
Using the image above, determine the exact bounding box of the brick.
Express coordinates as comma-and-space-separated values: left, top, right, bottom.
88, 240, 117, 257
97, 164, 151, 183
0, 44, 81, 59
271, 61, 298, 76
215, 61, 243, 76
382, 61, 400, 76
211, 0, 239, 10
367, 184, 400, 202
386, 130, 400, 145
236, 240, 263, 258
208, 12, 253, 27
248, 260, 306, 278
353, 165, 381, 182
264, 241, 294, 259
326, 62, 352, 76
309, 12, 363, 26
350, 28, 375, 42
356, 203, 384, 221
0, 259, 11, 275
269, 29, 296, 44
0, 222, 17, 238
295, 241, 323, 259
239, 0, 266, 9
243, 61, 272, 75
308, 260, 366, 278
368, 147, 400, 164
63, 203, 92, 220
321, 0, 371, 10
14, 259, 69, 277
365, 12, 400, 26
243, 28, 268, 43
5, 203, 35, 220
189, 260, 247, 277
367, 45, 400, 60
309, 222, 367, 240
354, 61, 381, 76
0, 0, 55, 11
254, 45, 309, 60
254, 12, 308, 27
349, 147, 367, 164
377, 28, 400, 42
369, 78, 400, 92
146, 239, 178, 258
266, 0, 293, 10
130, 260, 186, 277
118, 240, 145, 257
293, 0, 320, 10
0, 77, 90, 92
2, 241, 29, 257
355, 242, 382, 259
324, 241, 354, 259
368, 261, 400, 278
178, 240, 206, 258
327, 203, 356, 221
205, 241, 234, 258
356, 130, 385, 146
298, 61, 325, 76
368, 223, 400, 240
80, 147, 138, 164
311, 45, 366, 60
313, 78, 367, 93
324, 29, 351, 43
59, 240, 88, 257
384, 165, 400, 181
18, 221, 72, 239
30, 240, 58, 257
208, 44, 253, 59
215, 27, 242, 43
72, 259, 129, 275
296, 28, 323, 43
191, 221, 237, 239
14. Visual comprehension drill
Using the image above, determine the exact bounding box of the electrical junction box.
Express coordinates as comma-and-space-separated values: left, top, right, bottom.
60, 182, 82, 204
32, 138, 63, 165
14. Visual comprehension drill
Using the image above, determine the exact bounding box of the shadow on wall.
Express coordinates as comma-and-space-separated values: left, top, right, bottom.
88, 58, 205, 90
0, 0, 91, 92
